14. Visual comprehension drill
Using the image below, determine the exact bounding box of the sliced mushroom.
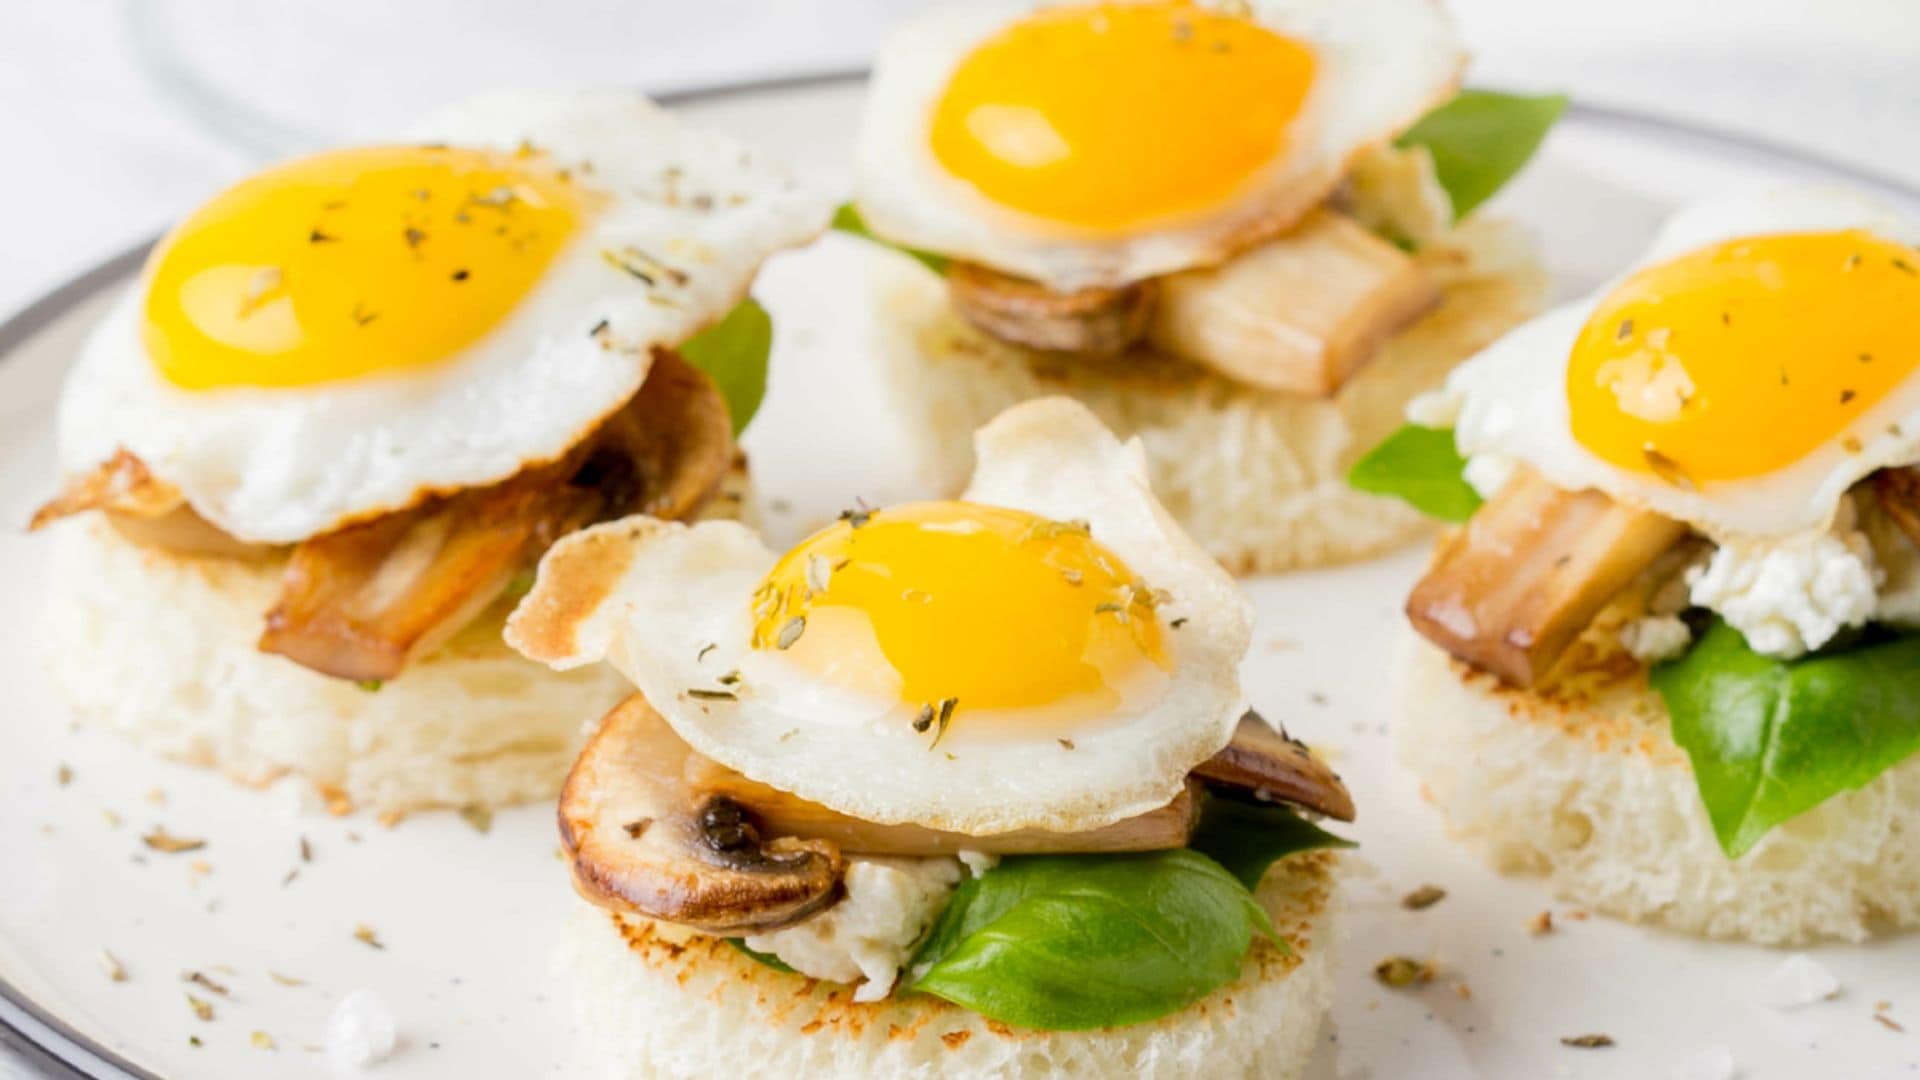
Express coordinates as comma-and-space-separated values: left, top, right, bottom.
104, 506, 271, 559
685, 757, 1202, 855
1146, 208, 1440, 395
1875, 466, 1920, 548
946, 260, 1157, 356
258, 459, 598, 681
616, 347, 738, 522
1192, 711, 1356, 822
31, 448, 270, 558
562, 694, 845, 934
259, 351, 733, 681
1407, 469, 1687, 687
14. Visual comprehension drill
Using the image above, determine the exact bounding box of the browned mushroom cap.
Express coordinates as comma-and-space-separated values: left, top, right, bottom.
560, 694, 846, 934
946, 260, 1157, 356
1192, 711, 1355, 822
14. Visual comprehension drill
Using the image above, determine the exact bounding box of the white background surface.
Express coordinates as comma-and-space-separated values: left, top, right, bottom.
0, 5, 1917, 1080
0, 0, 1917, 322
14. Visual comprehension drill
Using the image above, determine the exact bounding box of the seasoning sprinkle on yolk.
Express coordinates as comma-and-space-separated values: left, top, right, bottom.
929, 1, 1316, 232
752, 502, 1171, 718
1568, 230, 1920, 484
142, 145, 587, 390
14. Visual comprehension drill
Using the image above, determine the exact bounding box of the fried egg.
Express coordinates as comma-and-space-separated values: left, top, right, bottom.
507, 398, 1253, 835
853, 0, 1463, 291
1445, 188, 1920, 539
57, 91, 832, 544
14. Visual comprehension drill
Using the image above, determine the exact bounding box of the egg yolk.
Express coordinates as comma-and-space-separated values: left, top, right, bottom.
929, 1, 1316, 232
142, 145, 587, 390
751, 502, 1171, 723
1568, 230, 1920, 485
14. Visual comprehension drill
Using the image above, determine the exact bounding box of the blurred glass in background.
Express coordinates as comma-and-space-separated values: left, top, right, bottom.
122, 0, 938, 157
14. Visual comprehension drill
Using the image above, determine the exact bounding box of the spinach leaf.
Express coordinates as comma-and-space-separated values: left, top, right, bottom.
831, 202, 951, 275
1347, 423, 1482, 523
904, 850, 1273, 1030
1652, 619, 1920, 857
725, 937, 797, 974
1398, 89, 1568, 220
1188, 796, 1355, 889
679, 296, 772, 434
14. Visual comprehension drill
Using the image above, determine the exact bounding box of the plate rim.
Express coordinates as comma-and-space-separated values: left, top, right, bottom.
3, 69, 1918, 1080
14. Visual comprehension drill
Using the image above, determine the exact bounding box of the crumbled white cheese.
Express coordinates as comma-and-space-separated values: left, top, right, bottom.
1405, 387, 1464, 430
325, 988, 397, 1071
745, 856, 962, 1002
1755, 953, 1839, 1009
1618, 614, 1693, 664
1688, 499, 1881, 658
956, 849, 1000, 878
1668, 1044, 1737, 1080
1462, 453, 1519, 500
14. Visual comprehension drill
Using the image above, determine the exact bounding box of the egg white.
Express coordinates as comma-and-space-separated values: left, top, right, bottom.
507, 398, 1254, 836
1447, 187, 1920, 540
852, 0, 1464, 292
57, 91, 832, 544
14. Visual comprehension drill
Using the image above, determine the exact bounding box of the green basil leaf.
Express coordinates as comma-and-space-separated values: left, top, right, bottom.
831, 202, 951, 275
1397, 89, 1567, 220
1652, 619, 1920, 857
905, 850, 1273, 1031
678, 296, 772, 435
1347, 423, 1481, 523
1188, 796, 1355, 890
725, 937, 797, 974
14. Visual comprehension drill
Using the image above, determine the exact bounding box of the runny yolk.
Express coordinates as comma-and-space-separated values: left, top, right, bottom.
142, 145, 587, 390
1567, 230, 1920, 485
929, 0, 1316, 232
751, 501, 1170, 722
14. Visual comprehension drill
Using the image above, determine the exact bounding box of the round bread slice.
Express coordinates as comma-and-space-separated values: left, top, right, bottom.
557, 850, 1339, 1080
38, 457, 756, 815
871, 215, 1546, 575
38, 517, 629, 813
1396, 631, 1920, 944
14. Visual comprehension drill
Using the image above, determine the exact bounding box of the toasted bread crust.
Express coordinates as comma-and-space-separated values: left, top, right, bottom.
559, 849, 1338, 1078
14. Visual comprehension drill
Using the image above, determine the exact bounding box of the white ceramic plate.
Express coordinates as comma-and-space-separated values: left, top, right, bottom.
4, 76, 1920, 1080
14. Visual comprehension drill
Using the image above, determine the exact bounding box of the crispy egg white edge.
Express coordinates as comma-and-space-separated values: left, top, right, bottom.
508, 397, 1254, 836
57, 90, 833, 544
1448, 186, 1920, 540
851, 0, 1463, 292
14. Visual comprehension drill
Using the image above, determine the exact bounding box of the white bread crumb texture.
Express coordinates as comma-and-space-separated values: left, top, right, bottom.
1396, 632, 1920, 944
558, 852, 1340, 1079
